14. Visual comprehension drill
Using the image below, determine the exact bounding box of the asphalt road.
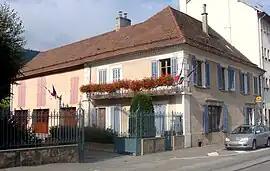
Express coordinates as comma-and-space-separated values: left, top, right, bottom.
240, 161, 270, 171
2, 146, 270, 171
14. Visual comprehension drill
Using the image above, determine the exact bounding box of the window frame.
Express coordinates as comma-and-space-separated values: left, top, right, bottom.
208, 105, 222, 133
159, 58, 171, 76
98, 68, 107, 84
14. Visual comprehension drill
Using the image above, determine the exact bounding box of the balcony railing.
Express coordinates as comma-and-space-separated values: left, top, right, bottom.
87, 85, 184, 100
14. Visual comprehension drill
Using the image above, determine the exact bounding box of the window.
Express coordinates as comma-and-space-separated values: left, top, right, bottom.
217, 64, 227, 90
266, 78, 269, 88
239, 71, 249, 94
228, 66, 235, 91
208, 106, 222, 132
264, 48, 267, 59
151, 57, 178, 78
160, 58, 171, 75
60, 107, 76, 127
98, 69, 107, 84
254, 76, 258, 95
268, 50, 270, 59
112, 68, 121, 82
191, 57, 209, 88
196, 60, 203, 86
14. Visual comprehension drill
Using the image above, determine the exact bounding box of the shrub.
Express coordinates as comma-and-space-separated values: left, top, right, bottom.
49, 126, 116, 144
84, 127, 116, 144
49, 125, 79, 144
129, 94, 156, 138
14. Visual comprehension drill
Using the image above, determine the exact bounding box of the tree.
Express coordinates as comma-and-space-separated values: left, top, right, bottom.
128, 94, 156, 138
0, 2, 26, 101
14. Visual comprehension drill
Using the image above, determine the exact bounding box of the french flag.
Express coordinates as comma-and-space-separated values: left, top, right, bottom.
50, 85, 57, 98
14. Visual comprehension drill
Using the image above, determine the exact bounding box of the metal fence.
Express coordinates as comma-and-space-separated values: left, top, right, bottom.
108, 109, 183, 138
0, 107, 84, 150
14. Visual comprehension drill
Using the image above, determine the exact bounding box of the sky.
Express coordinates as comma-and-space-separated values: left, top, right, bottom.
1, 0, 270, 51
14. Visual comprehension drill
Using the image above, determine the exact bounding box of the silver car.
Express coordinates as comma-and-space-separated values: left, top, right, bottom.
225, 125, 270, 150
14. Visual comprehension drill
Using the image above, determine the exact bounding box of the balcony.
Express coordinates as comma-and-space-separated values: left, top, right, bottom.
80, 75, 185, 100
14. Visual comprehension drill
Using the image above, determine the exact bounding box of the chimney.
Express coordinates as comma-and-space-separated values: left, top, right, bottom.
201, 4, 209, 35
116, 11, 131, 31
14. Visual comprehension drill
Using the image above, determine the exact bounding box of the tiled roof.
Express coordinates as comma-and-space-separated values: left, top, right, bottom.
20, 6, 261, 79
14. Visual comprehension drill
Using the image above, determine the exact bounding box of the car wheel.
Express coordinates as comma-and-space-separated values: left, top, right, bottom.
266, 138, 270, 147
252, 140, 257, 150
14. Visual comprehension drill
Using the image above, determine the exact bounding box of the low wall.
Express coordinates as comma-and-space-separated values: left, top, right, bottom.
0, 144, 78, 169
84, 142, 115, 152
142, 136, 185, 155
173, 135, 185, 150
142, 137, 165, 155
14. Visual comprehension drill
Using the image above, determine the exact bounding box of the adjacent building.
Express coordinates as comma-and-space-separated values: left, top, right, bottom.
12, 6, 264, 147
179, 0, 270, 126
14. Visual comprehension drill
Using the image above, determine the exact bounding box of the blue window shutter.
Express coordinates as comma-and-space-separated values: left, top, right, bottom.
228, 67, 232, 90
239, 71, 243, 93
151, 60, 158, 78
218, 64, 222, 89
247, 72, 250, 94
203, 105, 209, 134
114, 106, 120, 133
243, 104, 248, 124
222, 104, 229, 133
110, 106, 115, 131
232, 68, 235, 89
171, 57, 178, 77
205, 62, 210, 87
254, 77, 258, 95
191, 56, 197, 84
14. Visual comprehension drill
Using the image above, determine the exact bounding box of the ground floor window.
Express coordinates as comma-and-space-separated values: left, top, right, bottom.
60, 107, 76, 127
208, 105, 222, 133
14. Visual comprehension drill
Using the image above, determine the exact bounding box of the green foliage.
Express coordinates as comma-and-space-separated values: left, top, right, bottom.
49, 126, 116, 144
129, 94, 156, 138
84, 127, 116, 144
0, 97, 10, 109
0, 2, 26, 100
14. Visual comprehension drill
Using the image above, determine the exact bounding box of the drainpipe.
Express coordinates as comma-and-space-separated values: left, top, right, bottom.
88, 64, 92, 127
258, 13, 266, 125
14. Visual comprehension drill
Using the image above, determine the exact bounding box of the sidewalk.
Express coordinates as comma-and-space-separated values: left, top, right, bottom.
2, 144, 226, 171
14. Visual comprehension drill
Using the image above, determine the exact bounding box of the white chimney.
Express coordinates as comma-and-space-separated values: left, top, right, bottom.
201, 4, 209, 35
116, 11, 131, 31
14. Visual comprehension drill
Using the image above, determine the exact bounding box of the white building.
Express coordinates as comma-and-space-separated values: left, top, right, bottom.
179, 0, 270, 126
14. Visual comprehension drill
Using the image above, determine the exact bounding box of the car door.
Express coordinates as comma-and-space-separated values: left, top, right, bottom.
254, 126, 263, 146
258, 126, 266, 146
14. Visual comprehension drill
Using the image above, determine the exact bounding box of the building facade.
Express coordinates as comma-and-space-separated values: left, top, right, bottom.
12, 6, 264, 147
179, 0, 270, 126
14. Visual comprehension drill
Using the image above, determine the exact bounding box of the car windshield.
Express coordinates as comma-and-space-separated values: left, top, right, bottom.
231, 126, 254, 134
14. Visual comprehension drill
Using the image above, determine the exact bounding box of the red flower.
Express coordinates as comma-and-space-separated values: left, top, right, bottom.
129, 80, 143, 92
142, 78, 156, 90
117, 80, 130, 90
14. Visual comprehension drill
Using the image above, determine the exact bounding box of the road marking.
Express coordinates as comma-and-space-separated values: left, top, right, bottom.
234, 151, 247, 154
207, 152, 219, 156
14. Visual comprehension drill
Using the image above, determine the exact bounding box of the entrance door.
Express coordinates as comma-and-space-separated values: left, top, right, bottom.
98, 108, 106, 129
33, 109, 49, 134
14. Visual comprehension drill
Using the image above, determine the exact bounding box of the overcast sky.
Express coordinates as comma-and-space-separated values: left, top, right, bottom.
2, 0, 270, 51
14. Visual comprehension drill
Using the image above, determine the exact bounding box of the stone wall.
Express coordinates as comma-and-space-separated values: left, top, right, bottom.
0, 144, 78, 169
142, 137, 165, 155
173, 135, 185, 150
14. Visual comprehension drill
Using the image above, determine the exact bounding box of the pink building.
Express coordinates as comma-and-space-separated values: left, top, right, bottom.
12, 6, 264, 147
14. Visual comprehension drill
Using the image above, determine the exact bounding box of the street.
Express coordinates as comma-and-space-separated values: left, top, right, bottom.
2, 145, 270, 171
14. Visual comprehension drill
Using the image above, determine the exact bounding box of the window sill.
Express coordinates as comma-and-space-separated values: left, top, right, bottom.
194, 85, 209, 89
240, 92, 249, 96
